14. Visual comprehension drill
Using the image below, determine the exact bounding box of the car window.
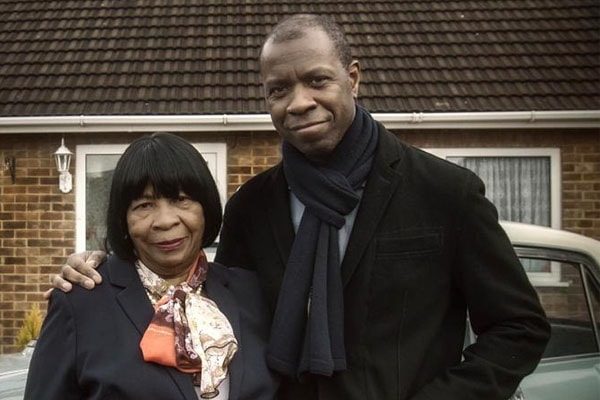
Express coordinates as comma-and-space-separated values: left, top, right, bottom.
521, 257, 599, 358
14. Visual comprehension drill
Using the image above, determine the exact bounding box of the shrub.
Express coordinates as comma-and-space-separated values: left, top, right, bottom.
16, 303, 43, 350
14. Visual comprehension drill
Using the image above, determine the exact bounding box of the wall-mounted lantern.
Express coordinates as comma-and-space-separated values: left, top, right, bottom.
54, 138, 73, 193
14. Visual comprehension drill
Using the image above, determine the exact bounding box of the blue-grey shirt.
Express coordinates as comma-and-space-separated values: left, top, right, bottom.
289, 189, 363, 262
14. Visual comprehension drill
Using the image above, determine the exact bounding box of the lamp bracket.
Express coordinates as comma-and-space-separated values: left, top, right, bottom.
3, 156, 15, 184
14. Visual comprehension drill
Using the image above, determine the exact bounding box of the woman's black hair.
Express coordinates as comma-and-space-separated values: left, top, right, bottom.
105, 132, 222, 261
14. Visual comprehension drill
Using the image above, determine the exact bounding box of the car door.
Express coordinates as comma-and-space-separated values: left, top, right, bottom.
514, 246, 600, 400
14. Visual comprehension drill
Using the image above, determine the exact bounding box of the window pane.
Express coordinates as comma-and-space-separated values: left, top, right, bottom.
525, 258, 599, 358
86, 155, 120, 250
447, 156, 551, 227
522, 258, 552, 274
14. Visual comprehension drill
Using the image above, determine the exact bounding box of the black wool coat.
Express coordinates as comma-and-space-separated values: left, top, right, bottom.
216, 126, 550, 400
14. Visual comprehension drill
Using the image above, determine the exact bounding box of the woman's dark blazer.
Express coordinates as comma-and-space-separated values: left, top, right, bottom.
24, 256, 279, 400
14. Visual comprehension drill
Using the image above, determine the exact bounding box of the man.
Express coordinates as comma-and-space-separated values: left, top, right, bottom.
54, 14, 550, 400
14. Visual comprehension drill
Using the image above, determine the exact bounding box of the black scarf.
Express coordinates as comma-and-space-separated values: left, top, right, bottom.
266, 105, 380, 377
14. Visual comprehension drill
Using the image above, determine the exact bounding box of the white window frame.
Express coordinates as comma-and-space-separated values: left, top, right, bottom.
75, 142, 227, 261
424, 147, 562, 286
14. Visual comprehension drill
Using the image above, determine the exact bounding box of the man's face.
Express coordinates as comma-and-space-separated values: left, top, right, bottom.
260, 28, 360, 162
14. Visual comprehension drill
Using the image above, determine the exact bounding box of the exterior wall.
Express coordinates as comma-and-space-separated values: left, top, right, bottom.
0, 127, 598, 353
398, 129, 600, 239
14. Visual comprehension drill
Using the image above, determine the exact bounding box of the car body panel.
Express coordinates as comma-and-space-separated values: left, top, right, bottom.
519, 355, 600, 400
500, 221, 600, 268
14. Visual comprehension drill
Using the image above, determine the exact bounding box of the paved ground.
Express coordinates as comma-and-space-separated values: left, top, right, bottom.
0, 348, 32, 400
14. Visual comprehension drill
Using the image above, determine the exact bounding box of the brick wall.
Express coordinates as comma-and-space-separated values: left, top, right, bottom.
224, 132, 281, 196
1, 135, 75, 353
0, 127, 598, 353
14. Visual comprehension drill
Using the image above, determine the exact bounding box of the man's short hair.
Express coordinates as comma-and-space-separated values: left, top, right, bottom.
261, 14, 352, 67
105, 132, 222, 261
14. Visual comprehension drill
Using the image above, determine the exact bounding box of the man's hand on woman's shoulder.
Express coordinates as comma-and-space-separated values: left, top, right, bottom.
43, 250, 107, 299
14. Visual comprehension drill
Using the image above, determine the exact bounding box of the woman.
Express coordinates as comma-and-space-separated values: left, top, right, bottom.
25, 133, 278, 399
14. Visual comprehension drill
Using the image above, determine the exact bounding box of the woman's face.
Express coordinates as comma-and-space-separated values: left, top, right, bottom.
126, 185, 205, 279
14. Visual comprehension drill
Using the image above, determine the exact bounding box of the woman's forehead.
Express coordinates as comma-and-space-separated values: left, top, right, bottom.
134, 182, 185, 198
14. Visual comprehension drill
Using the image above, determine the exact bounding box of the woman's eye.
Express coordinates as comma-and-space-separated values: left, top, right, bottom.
175, 194, 192, 205
133, 202, 152, 210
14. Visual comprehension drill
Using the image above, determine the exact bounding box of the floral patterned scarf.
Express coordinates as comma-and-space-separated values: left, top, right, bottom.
137, 251, 238, 398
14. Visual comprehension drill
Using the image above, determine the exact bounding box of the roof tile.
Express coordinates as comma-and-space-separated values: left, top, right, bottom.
0, 0, 598, 116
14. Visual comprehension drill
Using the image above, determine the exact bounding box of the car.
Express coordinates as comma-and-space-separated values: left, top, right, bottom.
499, 222, 600, 400
0, 223, 598, 400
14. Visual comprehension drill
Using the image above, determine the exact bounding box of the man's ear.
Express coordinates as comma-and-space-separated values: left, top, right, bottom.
348, 60, 361, 98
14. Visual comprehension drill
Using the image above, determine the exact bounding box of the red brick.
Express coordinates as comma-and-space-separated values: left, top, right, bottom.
27, 168, 51, 176
27, 203, 51, 212
0, 230, 15, 239
51, 221, 74, 230
0, 248, 15, 256
3, 221, 26, 230
15, 194, 39, 203
39, 247, 65, 256
0, 195, 15, 203
40, 212, 63, 220
39, 178, 57, 185
52, 203, 74, 212
27, 239, 51, 247
26, 221, 51, 229
2, 204, 26, 212
2, 275, 26, 283
27, 186, 52, 194
2, 186, 27, 194
39, 195, 64, 203
4, 257, 26, 265
2, 239, 26, 247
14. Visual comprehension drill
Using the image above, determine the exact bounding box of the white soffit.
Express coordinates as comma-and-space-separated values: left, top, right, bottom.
0, 110, 599, 134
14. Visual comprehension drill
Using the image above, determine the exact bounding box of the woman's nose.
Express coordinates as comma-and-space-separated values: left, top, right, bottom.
151, 203, 180, 229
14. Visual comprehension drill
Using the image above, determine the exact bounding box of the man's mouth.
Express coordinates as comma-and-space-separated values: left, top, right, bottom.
288, 121, 327, 132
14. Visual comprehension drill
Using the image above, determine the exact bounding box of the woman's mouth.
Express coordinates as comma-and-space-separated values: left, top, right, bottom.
154, 238, 185, 251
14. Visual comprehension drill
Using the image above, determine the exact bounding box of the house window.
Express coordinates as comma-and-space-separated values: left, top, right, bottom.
426, 148, 561, 285
75, 143, 227, 261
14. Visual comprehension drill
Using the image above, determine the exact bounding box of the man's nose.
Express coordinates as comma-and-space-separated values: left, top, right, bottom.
287, 85, 317, 115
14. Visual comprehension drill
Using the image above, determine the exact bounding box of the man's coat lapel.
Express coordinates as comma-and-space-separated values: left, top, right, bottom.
340, 128, 404, 285
265, 165, 295, 271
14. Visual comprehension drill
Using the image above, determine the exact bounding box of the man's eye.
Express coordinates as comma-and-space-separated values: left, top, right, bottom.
268, 87, 287, 98
310, 77, 328, 86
